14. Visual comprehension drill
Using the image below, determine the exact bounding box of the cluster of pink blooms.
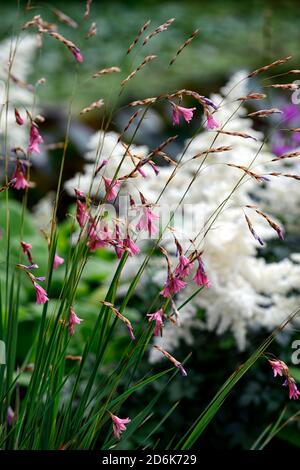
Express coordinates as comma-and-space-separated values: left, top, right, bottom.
269, 358, 300, 400
10, 113, 44, 191
170, 100, 219, 129
75, 189, 159, 258
160, 244, 211, 299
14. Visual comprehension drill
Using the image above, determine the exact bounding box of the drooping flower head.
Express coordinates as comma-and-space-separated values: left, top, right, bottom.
12, 160, 30, 190
206, 113, 219, 130
171, 102, 196, 126
53, 254, 65, 270
284, 377, 300, 400
268, 359, 287, 378
147, 308, 164, 336
123, 235, 140, 256
76, 199, 89, 228
193, 256, 211, 288
68, 307, 83, 336
161, 274, 187, 298
70, 46, 84, 63
7, 407, 14, 426
21, 240, 33, 264
28, 123, 43, 154
15, 108, 24, 126
110, 413, 131, 439
103, 177, 121, 201
175, 255, 193, 278
33, 281, 49, 305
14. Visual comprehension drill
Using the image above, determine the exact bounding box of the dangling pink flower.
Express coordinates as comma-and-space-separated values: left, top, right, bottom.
7, 407, 14, 426
193, 257, 211, 288
110, 414, 131, 439
69, 46, 84, 63
147, 308, 164, 336
28, 123, 43, 154
268, 359, 287, 378
103, 177, 121, 201
76, 199, 89, 227
171, 103, 196, 125
33, 281, 49, 305
160, 274, 186, 298
177, 364, 188, 377
123, 236, 140, 256
68, 307, 83, 336
136, 207, 159, 237
137, 166, 147, 178
53, 254, 64, 270
126, 324, 136, 341
12, 161, 29, 190
175, 255, 192, 278
15, 108, 24, 125
284, 378, 300, 400
21, 241, 33, 264
148, 160, 159, 175
87, 220, 110, 252
206, 113, 219, 130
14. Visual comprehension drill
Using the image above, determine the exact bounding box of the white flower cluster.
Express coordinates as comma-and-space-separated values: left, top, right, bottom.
63, 71, 300, 355
0, 34, 38, 149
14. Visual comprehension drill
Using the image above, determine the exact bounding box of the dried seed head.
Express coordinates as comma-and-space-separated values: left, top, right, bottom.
237, 93, 267, 101
215, 130, 257, 141
270, 172, 300, 181
101, 301, 135, 340
269, 83, 299, 90
84, 0, 92, 19
128, 97, 157, 106
143, 18, 175, 46
121, 55, 157, 87
22, 15, 56, 32
247, 207, 285, 241
248, 56, 292, 77
92, 67, 121, 78
52, 8, 78, 28
86, 21, 97, 39
192, 146, 233, 159
244, 214, 264, 246
127, 20, 151, 55
154, 345, 187, 376
227, 163, 269, 182
272, 150, 300, 161
169, 29, 199, 66
247, 108, 282, 118
80, 99, 104, 114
